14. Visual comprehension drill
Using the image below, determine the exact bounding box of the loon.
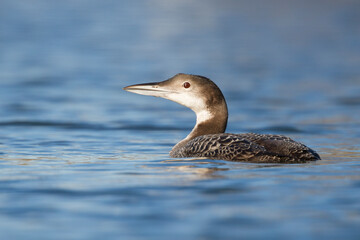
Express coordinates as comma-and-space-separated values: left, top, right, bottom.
123, 73, 321, 163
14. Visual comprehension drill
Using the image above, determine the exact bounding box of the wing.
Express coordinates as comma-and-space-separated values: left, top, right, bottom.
240, 133, 320, 162
179, 133, 320, 163
180, 133, 267, 161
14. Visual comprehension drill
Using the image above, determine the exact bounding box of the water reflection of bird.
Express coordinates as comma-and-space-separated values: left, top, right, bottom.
124, 73, 320, 163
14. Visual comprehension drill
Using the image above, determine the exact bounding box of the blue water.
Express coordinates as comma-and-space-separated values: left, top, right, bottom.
1, 0, 360, 239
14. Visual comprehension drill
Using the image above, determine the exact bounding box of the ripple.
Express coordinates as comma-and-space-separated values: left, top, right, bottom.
201, 186, 246, 195
5, 103, 43, 113
335, 96, 360, 106
0, 120, 107, 130
38, 141, 72, 147
118, 124, 185, 131
0, 120, 185, 131
251, 125, 304, 134
19, 76, 64, 87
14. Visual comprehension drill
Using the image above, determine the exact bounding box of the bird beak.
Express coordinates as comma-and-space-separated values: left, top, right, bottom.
123, 82, 172, 97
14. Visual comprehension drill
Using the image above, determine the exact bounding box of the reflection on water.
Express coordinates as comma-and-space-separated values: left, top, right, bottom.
1, 0, 360, 239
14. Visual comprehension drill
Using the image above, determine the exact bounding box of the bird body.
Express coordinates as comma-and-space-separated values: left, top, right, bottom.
170, 133, 320, 163
124, 73, 320, 163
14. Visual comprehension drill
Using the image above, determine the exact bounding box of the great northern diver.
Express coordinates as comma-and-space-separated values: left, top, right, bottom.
123, 73, 320, 163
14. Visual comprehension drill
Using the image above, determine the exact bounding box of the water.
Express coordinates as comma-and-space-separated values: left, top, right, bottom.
0, 0, 360, 239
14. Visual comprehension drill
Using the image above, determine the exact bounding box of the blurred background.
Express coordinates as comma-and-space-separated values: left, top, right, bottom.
0, 0, 359, 130
0, 0, 359, 239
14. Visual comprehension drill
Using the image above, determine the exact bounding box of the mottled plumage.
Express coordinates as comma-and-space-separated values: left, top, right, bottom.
170, 133, 320, 163
124, 73, 321, 163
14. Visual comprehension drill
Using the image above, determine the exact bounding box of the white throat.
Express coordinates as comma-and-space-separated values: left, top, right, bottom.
196, 109, 214, 124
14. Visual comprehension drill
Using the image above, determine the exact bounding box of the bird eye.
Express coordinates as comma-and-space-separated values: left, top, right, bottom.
183, 82, 191, 88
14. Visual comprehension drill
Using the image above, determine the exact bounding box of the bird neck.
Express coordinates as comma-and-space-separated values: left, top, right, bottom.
188, 97, 228, 138
170, 106, 228, 156
170, 101, 228, 157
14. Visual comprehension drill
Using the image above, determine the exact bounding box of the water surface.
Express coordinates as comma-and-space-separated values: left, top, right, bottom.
0, 0, 360, 239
